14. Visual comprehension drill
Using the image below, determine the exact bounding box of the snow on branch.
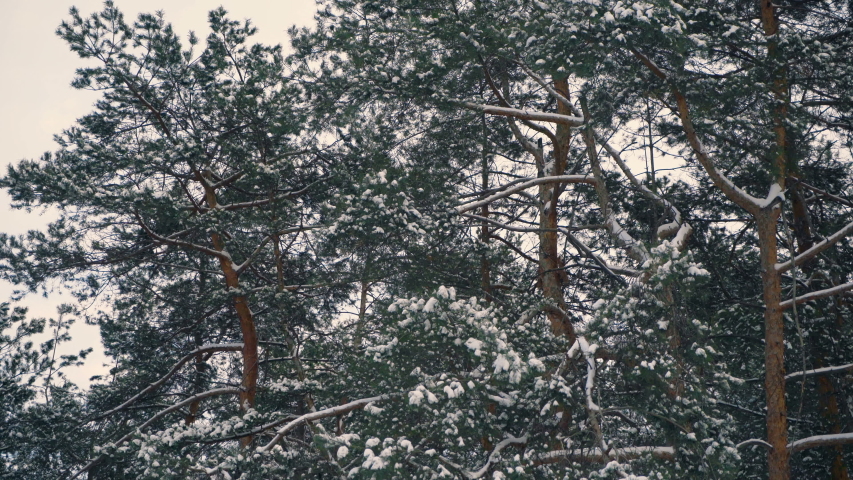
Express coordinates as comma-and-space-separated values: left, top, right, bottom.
134, 210, 233, 262
595, 134, 691, 245
520, 57, 692, 252
780, 280, 853, 310
257, 394, 398, 454
786, 363, 853, 382
776, 220, 853, 273
630, 49, 763, 215
438, 434, 528, 479
737, 439, 773, 450
737, 433, 853, 452
460, 102, 584, 126
71, 388, 241, 479
91, 343, 243, 421
515, 61, 579, 116
789, 433, 853, 452
535, 446, 675, 464
736, 432, 853, 453
456, 175, 597, 214
563, 231, 635, 286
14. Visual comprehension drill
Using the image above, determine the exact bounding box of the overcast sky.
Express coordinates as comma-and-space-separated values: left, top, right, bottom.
0, 0, 317, 388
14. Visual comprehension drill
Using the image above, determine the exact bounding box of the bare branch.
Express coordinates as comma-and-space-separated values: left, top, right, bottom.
780, 281, 853, 310
631, 49, 763, 214
133, 210, 232, 262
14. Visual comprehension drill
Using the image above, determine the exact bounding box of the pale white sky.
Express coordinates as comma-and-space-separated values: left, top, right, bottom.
0, 0, 317, 389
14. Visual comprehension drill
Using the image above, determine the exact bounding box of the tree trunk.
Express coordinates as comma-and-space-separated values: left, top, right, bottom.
480, 113, 493, 302
537, 78, 574, 341
200, 172, 258, 444
757, 212, 790, 480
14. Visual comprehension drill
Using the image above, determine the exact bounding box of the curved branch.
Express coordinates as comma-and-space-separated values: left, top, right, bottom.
90, 344, 243, 421
631, 49, 763, 214
456, 175, 597, 214
438, 434, 528, 479
71, 388, 241, 479
257, 394, 398, 453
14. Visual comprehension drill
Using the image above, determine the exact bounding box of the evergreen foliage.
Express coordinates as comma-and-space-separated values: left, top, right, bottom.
2, 1, 853, 478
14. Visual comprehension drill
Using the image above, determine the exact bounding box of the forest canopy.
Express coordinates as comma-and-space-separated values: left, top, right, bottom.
2, 1, 853, 479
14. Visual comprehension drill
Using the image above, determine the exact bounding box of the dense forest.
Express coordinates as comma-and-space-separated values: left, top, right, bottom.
2, 0, 853, 478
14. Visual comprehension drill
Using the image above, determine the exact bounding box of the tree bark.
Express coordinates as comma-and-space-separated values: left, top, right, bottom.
200, 172, 258, 444
480, 113, 493, 302
537, 78, 575, 341
757, 212, 790, 480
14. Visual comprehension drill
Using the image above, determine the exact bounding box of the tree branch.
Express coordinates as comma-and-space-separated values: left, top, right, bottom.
456, 176, 597, 214
459, 102, 584, 126
257, 394, 398, 453
91, 343, 243, 421
71, 388, 241, 479
780, 281, 853, 310
776, 220, 853, 273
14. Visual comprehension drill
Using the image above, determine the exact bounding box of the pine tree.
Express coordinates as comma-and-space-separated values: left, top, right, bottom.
2, 1, 853, 478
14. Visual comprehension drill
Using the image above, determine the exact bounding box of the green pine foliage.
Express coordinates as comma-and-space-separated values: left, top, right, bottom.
2, 0, 853, 478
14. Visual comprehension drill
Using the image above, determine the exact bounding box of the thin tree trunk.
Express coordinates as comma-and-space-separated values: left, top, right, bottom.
354, 279, 370, 347
480, 113, 493, 302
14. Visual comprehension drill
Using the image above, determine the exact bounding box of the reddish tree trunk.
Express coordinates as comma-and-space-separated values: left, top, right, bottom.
538, 78, 575, 341
757, 212, 790, 480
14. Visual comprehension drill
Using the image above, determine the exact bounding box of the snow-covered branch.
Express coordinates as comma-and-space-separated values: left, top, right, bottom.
438, 434, 528, 479
736, 432, 853, 453
596, 134, 691, 245
631, 49, 763, 215
520, 58, 691, 250
71, 388, 241, 479
134, 210, 233, 262
91, 343, 243, 421
456, 175, 597, 214
257, 394, 398, 453
786, 363, 853, 382
535, 446, 675, 464
460, 102, 584, 126
789, 433, 853, 452
737, 439, 773, 450
581, 119, 650, 264
780, 280, 853, 310
563, 231, 636, 285
776, 220, 853, 273
515, 61, 579, 116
